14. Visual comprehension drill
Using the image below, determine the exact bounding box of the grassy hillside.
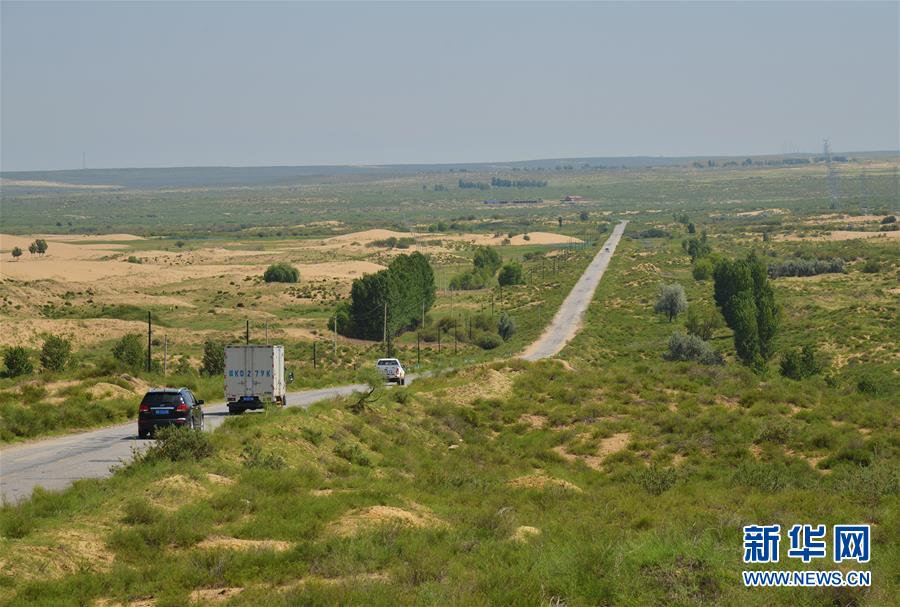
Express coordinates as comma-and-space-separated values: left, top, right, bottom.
1, 219, 896, 606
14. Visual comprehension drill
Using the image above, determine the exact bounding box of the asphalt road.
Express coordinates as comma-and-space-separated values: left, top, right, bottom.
521, 220, 627, 360
0, 221, 626, 504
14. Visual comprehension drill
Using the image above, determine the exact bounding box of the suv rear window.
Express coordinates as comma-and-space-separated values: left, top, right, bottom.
141, 392, 182, 406
377, 359, 398, 366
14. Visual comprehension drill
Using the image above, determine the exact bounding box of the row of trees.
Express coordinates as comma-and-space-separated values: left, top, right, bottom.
335, 252, 436, 341
10, 239, 49, 260
767, 258, 844, 278
450, 246, 524, 290
490, 177, 547, 188
2, 335, 72, 377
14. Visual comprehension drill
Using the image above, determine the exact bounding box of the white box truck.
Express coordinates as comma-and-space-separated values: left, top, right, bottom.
225, 345, 286, 414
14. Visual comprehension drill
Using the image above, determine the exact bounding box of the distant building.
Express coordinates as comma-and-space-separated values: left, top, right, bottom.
563, 195, 584, 202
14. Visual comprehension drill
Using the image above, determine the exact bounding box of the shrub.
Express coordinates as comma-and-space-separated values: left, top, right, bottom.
497, 262, 524, 286
768, 257, 844, 278
683, 308, 723, 341
0, 509, 34, 538
779, 345, 822, 380
638, 228, 669, 239
40, 335, 72, 372
3, 347, 34, 377
881, 215, 897, 224
201, 339, 225, 376
692, 258, 714, 281
654, 284, 688, 322
138, 426, 214, 463
241, 443, 286, 470
126, 256, 143, 264
121, 497, 162, 525
856, 377, 879, 395
635, 465, 679, 495
861, 260, 881, 274
498, 312, 516, 341
112, 334, 145, 369
665, 332, 724, 365
333, 442, 371, 466
474, 331, 503, 350
263, 262, 300, 283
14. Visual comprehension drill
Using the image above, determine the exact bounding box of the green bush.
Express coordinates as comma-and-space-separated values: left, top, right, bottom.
692, 258, 714, 281
683, 308, 723, 341
665, 332, 724, 365
112, 334, 145, 370
201, 339, 225, 376
856, 377, 879, 395
635, 465, 679, 495
779, 345, 822, 380
0, 508, 34, 538
474, 331, 503, 350
861, 259, 881, 274
241, 443, 286, 470
498, 312, 516, 341
3, 346, 33, 377
263, 262, 300, 283
137, 426, 214, 463
121, 497, 162, 525
333, 442, 371, 466
497, 262, 524, 286
40, 335, 72, 372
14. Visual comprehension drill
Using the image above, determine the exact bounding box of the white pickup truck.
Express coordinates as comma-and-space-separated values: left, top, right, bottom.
376, 358, 406, 385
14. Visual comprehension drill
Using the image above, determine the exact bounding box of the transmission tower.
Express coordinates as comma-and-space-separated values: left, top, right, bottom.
824, 140, 840, 210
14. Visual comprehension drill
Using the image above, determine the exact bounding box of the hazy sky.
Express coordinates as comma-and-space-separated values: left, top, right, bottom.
1, 1, 897, 171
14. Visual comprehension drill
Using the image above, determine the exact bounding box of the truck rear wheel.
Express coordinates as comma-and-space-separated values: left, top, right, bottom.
228, 406, 243, 415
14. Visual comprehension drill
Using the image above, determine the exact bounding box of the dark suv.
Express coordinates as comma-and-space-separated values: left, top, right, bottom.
138, 388, 204, 438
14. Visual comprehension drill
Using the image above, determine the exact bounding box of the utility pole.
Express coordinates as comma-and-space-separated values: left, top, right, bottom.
333, 314, 337, 359
383, 301, 387, 345
245, 320, 249, 345
147, 312, 152, 373
417, 332, 421, 366
265, 321, 269, 345
453, 318, 457, 354
824, 139, 840, 210
313, 342, 317, 368
163, 335, 168, 376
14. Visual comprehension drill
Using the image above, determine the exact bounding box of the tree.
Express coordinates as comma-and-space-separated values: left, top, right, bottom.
472, 246, 502, 275
28, 242, 37, 256
263, 262, 300, 283
3, 347, 33, 377
687, 222, 696, 234
654, 284, 688, 322
346, 252, 435, 340
682, 232, 711, 262
11, 246, 22, 260
498, 312, 516, 341
579, 210, 589, 221
665, 332, 724, 365
713, 254, 779, 371
34, 239, 48, 255
112, 334, 145, 369
497, 262, 524, 286
558, 216, 564, 228
40, 335, 71, 371
201, 339, 226, 376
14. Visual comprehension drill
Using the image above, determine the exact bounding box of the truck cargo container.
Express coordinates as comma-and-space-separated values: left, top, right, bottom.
225, 345, 285, 414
